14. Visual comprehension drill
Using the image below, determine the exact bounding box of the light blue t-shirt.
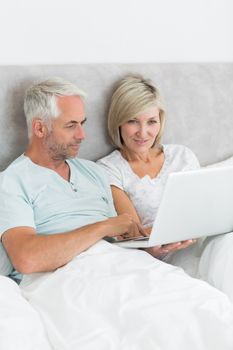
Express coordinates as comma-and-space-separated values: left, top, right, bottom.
0, 155, 116, 279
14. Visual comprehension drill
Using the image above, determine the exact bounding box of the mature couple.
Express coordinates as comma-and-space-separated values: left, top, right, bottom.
1, 76, 233, 349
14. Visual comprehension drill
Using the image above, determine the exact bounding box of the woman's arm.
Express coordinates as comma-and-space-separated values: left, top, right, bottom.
111, 185, 141, 223
111, 185, 150, 236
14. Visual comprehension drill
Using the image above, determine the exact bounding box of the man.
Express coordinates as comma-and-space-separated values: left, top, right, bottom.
0, 77, 143, 280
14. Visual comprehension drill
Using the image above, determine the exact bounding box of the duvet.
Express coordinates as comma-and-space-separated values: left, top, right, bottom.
0, 276, 51, 350
18, 240, 233, 350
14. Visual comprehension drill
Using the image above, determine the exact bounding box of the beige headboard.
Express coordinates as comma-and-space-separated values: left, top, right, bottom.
0, 63, 233, 170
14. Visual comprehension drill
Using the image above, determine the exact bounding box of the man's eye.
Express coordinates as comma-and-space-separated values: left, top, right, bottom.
67, 124, 75, 128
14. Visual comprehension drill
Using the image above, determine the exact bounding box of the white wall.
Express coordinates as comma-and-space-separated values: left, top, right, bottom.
0, 0, 232, 64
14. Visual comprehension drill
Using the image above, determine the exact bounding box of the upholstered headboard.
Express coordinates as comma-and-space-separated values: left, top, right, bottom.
0, 63, 233, 171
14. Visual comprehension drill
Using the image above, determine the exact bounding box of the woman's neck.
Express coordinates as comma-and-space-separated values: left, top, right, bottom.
120, 147, 160, 163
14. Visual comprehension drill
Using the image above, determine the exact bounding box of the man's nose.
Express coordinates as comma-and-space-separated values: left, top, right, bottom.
75, 125, 86, 140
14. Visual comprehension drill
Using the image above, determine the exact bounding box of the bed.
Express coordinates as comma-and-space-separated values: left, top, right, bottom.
0, 63, 233, 349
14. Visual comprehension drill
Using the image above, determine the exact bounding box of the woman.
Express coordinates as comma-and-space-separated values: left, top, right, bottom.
98, 75, 200, 259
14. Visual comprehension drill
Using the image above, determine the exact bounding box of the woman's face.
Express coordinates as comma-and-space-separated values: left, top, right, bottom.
120, 105, 161, 153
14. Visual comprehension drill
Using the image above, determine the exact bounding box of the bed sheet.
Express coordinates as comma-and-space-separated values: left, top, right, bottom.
0, 276, 51, 350
21, 240, 233, 350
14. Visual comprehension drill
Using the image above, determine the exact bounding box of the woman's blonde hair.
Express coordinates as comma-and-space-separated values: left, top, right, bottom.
108, 75, 166, 148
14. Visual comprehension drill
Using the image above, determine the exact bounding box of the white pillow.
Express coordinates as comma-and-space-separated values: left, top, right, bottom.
205, 155, 233, 168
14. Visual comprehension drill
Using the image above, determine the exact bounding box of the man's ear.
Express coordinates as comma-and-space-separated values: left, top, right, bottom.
32, 119, 48, 138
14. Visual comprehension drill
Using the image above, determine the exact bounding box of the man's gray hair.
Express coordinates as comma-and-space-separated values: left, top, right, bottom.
24, 77, 86, 138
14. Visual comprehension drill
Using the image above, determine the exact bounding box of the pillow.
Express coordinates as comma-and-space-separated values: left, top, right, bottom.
205, 155, 233, 168
0, 242, 13, 276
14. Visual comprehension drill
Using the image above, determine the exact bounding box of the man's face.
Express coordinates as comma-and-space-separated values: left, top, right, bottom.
43, 95, 86, 160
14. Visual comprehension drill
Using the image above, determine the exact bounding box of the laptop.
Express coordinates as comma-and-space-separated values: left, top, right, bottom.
109, 166, 233, 248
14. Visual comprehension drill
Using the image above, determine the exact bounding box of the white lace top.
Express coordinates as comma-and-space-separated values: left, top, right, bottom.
97, 144, 200, 228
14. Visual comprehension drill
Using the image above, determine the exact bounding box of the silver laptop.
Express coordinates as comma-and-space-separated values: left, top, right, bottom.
111, 166, 233, 248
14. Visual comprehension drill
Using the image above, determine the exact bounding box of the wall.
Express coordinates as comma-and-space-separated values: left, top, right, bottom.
0, 0, 232, 64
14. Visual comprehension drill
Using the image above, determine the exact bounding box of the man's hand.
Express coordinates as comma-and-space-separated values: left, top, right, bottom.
144, 240, 197, 259
104, 214, 146, 240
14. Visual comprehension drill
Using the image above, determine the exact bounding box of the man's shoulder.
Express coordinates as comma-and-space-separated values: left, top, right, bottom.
0, 155, 31, 195
1, 155, 29, 178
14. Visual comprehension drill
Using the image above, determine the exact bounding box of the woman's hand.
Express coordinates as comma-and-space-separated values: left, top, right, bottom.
144, 240, 197, 259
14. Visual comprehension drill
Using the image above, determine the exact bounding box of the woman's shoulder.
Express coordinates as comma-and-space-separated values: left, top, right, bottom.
97, 149, 123, 166
163, 144, 200, 169
163, 144, 196, 157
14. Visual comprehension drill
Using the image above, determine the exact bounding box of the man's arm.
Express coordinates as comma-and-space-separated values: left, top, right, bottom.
1, 214, 142, 274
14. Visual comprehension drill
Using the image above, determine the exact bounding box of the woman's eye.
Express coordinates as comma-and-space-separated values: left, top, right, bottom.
127, 119, 138, 124
148, 120, 159, 125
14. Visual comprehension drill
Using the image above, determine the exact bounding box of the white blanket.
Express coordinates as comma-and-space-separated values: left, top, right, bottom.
20, 240, 233, 350
0, 276, 51, 350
